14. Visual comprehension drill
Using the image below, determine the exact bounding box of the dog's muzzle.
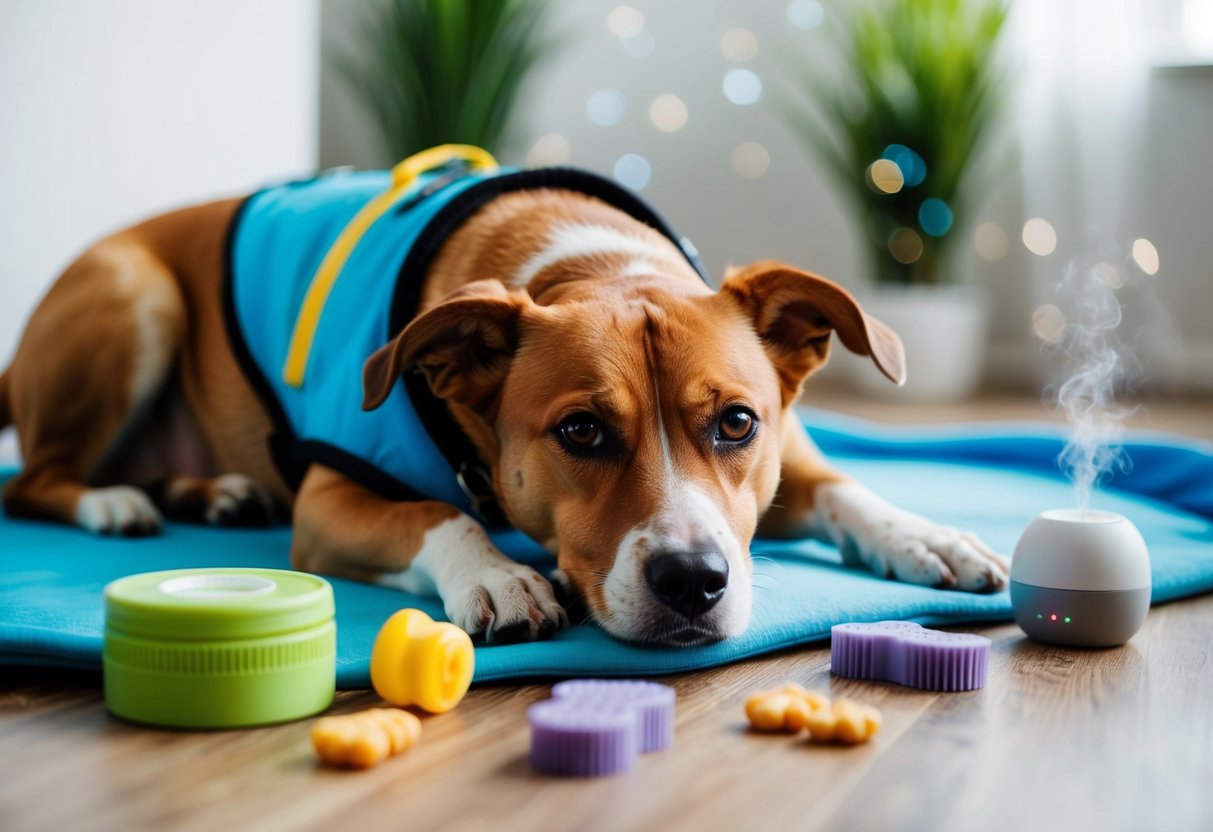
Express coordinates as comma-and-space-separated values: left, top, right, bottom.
643, 549, 729, 621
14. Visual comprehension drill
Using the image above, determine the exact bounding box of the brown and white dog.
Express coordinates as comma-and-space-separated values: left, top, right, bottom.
0, 172, 1008, 646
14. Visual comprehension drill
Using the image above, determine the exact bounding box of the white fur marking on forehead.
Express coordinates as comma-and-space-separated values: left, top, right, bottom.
650, 364, 679, 496
513, 223, 674, 285
619, 259, 659, 278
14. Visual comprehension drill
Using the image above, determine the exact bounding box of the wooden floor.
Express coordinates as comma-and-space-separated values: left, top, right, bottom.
2, 595, 1211, 832
2, 391, 1211, 832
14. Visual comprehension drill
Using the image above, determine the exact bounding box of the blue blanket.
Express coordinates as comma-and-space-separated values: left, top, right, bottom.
2, 409, 1211, 686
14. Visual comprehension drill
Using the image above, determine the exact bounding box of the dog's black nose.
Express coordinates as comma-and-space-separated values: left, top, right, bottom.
644, 551, 729, 619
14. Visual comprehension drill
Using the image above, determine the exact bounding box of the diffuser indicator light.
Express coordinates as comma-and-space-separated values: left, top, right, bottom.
1064, 617, 1072, 624
1036, 613, 1043, 620
1050, 614, 1057, 621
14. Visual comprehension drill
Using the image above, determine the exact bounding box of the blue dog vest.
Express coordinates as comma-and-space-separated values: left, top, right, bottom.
224, 164, 706, 519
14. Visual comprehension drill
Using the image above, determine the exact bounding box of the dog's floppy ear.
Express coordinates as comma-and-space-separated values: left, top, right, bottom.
720, 260, 905, 402
362, 280, 529, 415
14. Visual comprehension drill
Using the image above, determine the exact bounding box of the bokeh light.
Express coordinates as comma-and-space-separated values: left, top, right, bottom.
888, 227, 924, 264
1132, 238, 1160, 275
918, 198, 954, 237
866, 159, 903, 194
786, 0, 825, 30
607, 6, 644, 38
882, 144, 926, 187
973, 222, 1008, 261
1032, 304, 1067, 344
1093, 261, 1125, 289
526, 133, 570, 167
1022, 218, 1057, 256
614, 153, 652, 190
621, 29, 656, 58
722, 68, 763, 105
721, 27, 758, 62
649, 94, 688, 133
586, 89, 626, 127
732, 142, 770, 179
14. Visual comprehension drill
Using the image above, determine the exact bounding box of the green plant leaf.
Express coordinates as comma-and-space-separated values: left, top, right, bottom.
776, 0, 1009, 285
332, 0, 561, 162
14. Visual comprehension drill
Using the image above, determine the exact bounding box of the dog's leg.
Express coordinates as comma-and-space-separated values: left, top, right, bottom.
149, 474, 278, 527
759, 411, 1008, 592
3, 242, 184, 535
291, 465, 567, 642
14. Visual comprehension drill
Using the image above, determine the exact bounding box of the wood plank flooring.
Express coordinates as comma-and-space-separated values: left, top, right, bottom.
2, 593, 1211, 832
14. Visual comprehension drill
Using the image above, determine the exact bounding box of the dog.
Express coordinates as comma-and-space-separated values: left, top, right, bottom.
0, 148, 1008, 646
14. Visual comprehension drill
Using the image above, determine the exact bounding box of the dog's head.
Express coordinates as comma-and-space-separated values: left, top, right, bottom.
362, 261, 903, 645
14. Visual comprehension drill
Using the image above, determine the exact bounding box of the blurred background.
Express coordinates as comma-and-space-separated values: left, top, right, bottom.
2, 0, 1211, 466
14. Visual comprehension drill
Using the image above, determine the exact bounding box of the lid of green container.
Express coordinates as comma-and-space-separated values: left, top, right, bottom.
104, 568, 334, 641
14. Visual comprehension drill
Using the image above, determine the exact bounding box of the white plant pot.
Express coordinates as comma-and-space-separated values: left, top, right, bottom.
848, 284, 991, 402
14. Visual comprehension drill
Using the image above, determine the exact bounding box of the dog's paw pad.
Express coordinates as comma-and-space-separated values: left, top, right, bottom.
203, 475, 275, 527
447, 566, 566, 643
75, 486, 162, 536
163, 474, 276, 527
865, 521, 1009, 595
489, 619, 537, 644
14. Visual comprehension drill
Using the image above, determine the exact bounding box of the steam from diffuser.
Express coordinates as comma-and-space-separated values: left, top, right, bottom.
1044, 259, 1135, 511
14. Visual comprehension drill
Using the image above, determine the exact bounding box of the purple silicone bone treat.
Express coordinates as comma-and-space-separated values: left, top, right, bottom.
529, 679, 677, 776
552, 679, 676, 752
527, 700, 638, 777
830, 621, 990, 691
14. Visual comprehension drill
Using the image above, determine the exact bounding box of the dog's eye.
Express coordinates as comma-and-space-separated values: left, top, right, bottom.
716, 406, 757, 444
558, 413, 604, 450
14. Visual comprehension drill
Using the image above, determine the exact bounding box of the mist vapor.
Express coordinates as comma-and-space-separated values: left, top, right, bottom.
1045, 259, 1135, 511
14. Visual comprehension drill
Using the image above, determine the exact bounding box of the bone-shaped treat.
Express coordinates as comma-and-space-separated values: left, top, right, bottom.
830, 621, 990, 691
311, 708, 422, 769
529, 679, 676, 777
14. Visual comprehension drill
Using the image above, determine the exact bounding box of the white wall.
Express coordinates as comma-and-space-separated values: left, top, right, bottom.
0, 0, 319, 464
0, 0, 320, 367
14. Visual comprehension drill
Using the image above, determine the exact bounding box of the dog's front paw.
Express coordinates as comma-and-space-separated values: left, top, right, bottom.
445, 562, 569, 644
817, 483, 1009, 593
75, 485, 162, 536
851, 512, 1009, 593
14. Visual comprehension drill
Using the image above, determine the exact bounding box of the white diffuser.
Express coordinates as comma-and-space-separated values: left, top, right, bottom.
1011, 509, 1151, 647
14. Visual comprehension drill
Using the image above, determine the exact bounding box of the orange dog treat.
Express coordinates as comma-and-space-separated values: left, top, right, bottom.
744, 683, 830, 732
371, 609, 475, 713
312, 708, 422, 769
802, 698, 883, 745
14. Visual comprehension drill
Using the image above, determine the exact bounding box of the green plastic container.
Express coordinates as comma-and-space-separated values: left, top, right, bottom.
103, 567, 336, 729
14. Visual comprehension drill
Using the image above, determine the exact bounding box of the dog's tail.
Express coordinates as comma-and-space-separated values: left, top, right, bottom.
0, 367, 11, 430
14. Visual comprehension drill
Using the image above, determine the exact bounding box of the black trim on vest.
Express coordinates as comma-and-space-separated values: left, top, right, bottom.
388, 167, 710, 527
294, 441, 430, 502
221, 192, 429, 504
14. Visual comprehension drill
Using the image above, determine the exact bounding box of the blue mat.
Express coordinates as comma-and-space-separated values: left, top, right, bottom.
2, 409, 1211, 687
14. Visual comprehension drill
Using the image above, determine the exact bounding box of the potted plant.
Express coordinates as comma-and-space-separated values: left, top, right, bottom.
782, 0, 1008, 400
334, 0, 557, 160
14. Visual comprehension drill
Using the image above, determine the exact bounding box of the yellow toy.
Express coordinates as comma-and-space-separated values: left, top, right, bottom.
312, 708, 422, 768
370, 608, 475, 713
